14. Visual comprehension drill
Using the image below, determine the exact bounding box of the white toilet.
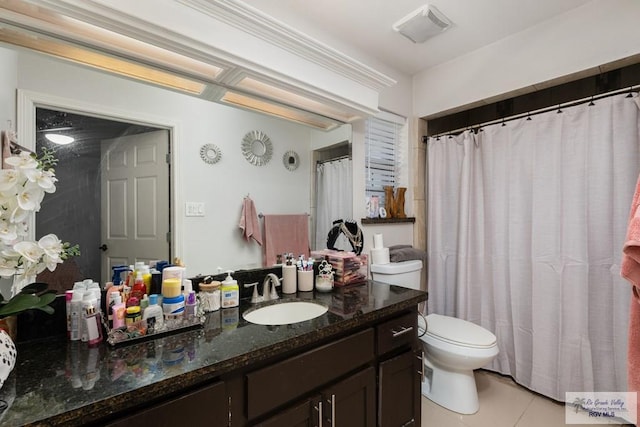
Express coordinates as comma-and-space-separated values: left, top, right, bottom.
370, 260, 499, 415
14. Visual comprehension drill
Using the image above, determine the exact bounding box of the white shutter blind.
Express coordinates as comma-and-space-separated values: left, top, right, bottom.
365, 114, 404, 205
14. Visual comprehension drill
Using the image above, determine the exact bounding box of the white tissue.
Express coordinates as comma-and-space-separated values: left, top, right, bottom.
373, 233, 384, 249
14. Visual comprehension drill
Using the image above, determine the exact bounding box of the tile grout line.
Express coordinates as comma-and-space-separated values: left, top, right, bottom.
511, 394, 538, 427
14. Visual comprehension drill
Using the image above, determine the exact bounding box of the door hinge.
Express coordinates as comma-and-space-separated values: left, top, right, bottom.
166, 231, 171, 243
166, 153, 171, 164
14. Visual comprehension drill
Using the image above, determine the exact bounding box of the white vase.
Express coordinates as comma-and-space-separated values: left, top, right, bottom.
11, 273, 35, 296
0, 329, 16, 390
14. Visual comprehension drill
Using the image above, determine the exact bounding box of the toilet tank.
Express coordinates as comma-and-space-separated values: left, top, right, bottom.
370, 260, 423, 290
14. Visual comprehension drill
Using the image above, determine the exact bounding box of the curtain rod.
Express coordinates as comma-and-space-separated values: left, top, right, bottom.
425, 85, 640, 141
316, 155, 351, 164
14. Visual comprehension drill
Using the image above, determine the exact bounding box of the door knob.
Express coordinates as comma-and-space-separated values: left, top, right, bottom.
98, 244, 108, 252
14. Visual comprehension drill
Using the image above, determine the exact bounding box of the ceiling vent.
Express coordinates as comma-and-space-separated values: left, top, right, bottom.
392, 4, 452, 43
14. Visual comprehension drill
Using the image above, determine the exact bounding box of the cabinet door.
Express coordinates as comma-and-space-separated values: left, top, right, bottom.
378, 350, 422, 427
322, 366, 376, 427
105, 381, 228, 427
254, 396, 322, 427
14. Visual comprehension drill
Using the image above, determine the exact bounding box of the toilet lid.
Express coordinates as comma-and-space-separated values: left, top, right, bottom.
426, 314, 497, 348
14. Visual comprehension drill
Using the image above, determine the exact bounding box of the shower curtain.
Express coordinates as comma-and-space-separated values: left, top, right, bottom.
426, 93, 640, 401
315, 158, 352, 250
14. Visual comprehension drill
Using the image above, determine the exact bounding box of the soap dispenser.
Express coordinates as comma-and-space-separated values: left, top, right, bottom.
221, 270, 239, 308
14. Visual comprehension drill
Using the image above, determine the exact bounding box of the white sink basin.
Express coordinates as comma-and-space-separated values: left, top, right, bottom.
243, 301, 328, 325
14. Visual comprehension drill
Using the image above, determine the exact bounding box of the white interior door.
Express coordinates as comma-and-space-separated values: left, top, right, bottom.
100, 129, 170, 282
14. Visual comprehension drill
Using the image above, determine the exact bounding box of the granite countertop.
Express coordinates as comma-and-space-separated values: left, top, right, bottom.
0, 281, 426, 426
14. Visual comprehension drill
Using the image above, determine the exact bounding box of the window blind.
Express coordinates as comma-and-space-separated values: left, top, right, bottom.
365, 113, 405, 206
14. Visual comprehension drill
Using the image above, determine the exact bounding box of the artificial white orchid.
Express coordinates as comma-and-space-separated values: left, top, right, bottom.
0, 148, 79, 297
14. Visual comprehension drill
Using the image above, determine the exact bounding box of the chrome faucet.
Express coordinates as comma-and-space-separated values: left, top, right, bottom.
244, 273, 282, 304
263, 273, 281, 301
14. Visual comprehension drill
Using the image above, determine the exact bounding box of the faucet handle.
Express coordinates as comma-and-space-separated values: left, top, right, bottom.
244, 282, 262, 304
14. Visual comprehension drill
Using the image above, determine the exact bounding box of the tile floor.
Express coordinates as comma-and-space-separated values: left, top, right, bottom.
421, 370, 635, 427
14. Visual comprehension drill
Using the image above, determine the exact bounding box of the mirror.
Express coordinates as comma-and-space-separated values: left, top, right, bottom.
35, 108, 170, 293
241, 130, 273, 166
283, 151, 300, 171
200, 144, 222, 165
0, 44, 352, 293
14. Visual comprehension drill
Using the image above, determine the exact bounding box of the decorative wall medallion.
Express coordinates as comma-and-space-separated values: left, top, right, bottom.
200, 144, 222, 164
283, 150, 299, 171
241, 130, 273, 166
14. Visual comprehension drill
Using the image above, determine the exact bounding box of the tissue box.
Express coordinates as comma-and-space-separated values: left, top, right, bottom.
311, 250, 368, 286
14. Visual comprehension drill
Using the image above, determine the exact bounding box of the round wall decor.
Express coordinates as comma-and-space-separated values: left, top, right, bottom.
283, 150, 300, 171
200, 144, 222, 164
241, 130, 273, 166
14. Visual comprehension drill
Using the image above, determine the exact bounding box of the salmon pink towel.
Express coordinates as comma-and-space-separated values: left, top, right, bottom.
263, 214, 309, 266
621, 173, 640, 418
239, 197, 262, 245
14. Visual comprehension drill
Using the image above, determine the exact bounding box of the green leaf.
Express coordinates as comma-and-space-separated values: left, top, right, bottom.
0, 293, 55, 318
35, 305, 55, 315
20, 282, 48, 295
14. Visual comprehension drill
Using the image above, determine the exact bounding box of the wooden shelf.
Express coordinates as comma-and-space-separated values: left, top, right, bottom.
361, 217, 415, 225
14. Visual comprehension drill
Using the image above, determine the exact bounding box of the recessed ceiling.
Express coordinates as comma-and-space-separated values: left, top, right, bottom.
36, 108, 158, 148
242, 0, 592, 75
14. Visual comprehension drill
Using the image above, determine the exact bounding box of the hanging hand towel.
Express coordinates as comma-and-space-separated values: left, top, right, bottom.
620, 173, 640, 421
239, 197, 262, 245
263, 214, 309, 267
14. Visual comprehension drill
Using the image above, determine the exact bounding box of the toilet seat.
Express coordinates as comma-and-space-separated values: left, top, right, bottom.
426, 314, 496, 349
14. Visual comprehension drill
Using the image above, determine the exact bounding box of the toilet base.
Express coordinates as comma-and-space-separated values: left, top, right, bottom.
422, 362, 480, 415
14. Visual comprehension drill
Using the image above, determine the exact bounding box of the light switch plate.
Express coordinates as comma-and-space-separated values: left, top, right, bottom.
185, 202, 205, 217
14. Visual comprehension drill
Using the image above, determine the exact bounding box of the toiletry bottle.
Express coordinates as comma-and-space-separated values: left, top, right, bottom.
161, 278, 181, 298
80, 292, 94, 342
140, 294, 150, 313
84, 304, 103, 347
65, 290, 73, 338
282, 259, 297, 294
221, 271, 239, 308
70, 289, 85, 341
125, 306, 142, 325
142, 294, 164, 334
162, 294, 185, 319
142, 265, 152, 294
111, 294, 126, 329
131, 271, 147, 301
185, 290, 197, 319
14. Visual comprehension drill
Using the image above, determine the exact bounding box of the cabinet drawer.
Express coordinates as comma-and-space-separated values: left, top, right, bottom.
376, 311, 417, 356
246, 328, 374, 420
105, 381, 227, 427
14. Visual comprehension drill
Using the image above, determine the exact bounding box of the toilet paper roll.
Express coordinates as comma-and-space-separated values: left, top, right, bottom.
370, 247, 390, 265
373, 233, 384, 249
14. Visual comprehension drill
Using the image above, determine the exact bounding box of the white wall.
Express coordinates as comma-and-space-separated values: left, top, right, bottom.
0, 47, 17, 130
11, 50, 318, 283
413, 0, 640, 118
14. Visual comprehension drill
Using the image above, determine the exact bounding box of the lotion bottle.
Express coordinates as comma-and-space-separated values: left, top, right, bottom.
221, 271, 239, 308
111, 294, 126, 329
142, 294, 164, 333
85, 304, 103, 347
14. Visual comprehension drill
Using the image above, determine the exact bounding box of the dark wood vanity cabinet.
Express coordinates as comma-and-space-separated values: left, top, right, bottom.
103, 308, 421, 427
252, 309, 421, 427
254, 367, 377, 427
